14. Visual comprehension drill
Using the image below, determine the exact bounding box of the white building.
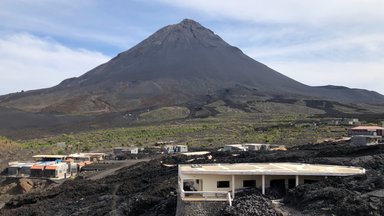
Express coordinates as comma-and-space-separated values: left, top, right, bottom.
223, 144, 247, 152
163, 144, 188, 154
30, 162, 69, 179
178, 163, 365, 205
243, 143, 271, 151
7, 162, 35, 177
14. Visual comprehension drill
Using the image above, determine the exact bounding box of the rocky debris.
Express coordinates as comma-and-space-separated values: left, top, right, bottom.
284, 169, 384, 215
221, 189, 280, 216
177, 200, 227, 216
18, 179, 33, 193
1, 143, 384, 215
0, 178, 53, 196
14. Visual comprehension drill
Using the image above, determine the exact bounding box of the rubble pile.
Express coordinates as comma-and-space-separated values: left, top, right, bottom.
221, 189, 280, 216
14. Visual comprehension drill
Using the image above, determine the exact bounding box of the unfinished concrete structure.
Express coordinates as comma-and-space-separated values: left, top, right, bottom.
163, 144, 188, 154
243, 143, 271, 151
223, 144, 247, 152
82, 153, 106, 161
223, 143, 284, 152
7, 162, 35, 177
178, 163, 365, 204
351, 135, 382, 145
348, 126, 384, 137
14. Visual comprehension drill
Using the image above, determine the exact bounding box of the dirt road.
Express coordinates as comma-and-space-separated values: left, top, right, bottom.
88, 159, 150, 180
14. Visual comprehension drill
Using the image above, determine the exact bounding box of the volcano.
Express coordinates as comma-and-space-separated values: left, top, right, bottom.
1, 19, 383, 114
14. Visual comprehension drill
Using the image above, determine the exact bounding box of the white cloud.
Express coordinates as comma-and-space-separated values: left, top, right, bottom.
155, 0, 384, 94
0, 33, 111, 94
243, 33, 384, 61
0, 0, 144, 50
157, 0, 384, 25
263, 60, 384, 94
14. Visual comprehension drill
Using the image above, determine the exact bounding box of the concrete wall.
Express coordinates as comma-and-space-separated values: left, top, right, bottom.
183, 174, 232, 192
234, 175, 262, 188
176, 194, 227, 216
182, 174, 325, 192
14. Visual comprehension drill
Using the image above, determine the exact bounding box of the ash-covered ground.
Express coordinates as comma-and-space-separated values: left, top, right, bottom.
1, 143, 384, 216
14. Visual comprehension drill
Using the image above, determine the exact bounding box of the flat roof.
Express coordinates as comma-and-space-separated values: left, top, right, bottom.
68, 153, 90, 157
82, 153, 106, 156
32, 155, 67, 158
351, 126, 384, 131
181, 151, 210, 156
179, 163, 365, 176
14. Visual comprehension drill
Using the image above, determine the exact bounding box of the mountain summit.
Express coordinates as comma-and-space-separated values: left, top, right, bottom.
68, 18, 303, 90
1, 19, 383, 114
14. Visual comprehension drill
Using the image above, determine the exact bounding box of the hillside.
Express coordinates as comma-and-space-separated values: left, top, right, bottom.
1, 19, 383, 115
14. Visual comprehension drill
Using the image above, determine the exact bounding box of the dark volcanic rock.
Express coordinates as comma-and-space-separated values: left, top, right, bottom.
1, 143, 384, 216
221, 189, 280, 216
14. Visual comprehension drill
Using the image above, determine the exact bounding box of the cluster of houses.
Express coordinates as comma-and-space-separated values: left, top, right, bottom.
112, 144, 189, 159
222, 143, 286, 152
5, 123, 382, 182
6, 153, 106, 180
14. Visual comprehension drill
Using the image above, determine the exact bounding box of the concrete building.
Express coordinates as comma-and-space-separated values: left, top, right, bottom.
163, 145, 188, 154
243, 143, 271, 151
113, 147, 139, 155
224, 143, 279, 152
223, 144, 247, 152
342, 118, 359, 125
67, 153, 92, 170
7, 162, 35, 177
32, 155, 67, 162
30, 162, 69, 179
351, 135, 382, 145
348, 126, 384, 137
178, 163, 365, 204
82, 153, 107, 161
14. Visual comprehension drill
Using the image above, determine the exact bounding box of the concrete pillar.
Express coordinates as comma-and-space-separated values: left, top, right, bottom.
262, 175, 265, 195
231, 175, 235, 199
295, 175, 299, 186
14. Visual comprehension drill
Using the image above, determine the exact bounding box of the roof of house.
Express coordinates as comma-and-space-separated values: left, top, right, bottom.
350, 126, 384, 131
243, 143, 270, 146
179, 163, 365, 176
32, 155, 67, 159
181, 151, 210, 156
8, 161, 35, 167
225, 144, 244, 147
82, 153, 107, 156
122, 147, 139, 151
68, 153, 91, 158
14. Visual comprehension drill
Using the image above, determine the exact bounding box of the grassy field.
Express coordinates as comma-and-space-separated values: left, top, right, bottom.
17, 113, 349, 155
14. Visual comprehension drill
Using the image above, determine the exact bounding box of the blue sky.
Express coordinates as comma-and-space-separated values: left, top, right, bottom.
1, 0, 384, 95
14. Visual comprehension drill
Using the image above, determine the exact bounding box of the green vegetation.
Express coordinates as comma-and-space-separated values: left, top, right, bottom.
20, 114, 349, 153
0, 136, 20, 150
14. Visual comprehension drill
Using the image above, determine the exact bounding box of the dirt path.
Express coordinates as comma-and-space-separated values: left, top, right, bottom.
88, 159, 150, 180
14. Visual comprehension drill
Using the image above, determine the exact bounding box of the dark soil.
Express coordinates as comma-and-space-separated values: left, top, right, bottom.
1, 143, 384, 216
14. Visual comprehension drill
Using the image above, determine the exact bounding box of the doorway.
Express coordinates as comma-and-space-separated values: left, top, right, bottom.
270, 179, 286, 195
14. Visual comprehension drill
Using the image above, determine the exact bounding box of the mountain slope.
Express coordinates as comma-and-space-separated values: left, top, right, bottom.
1, 19, 383, 114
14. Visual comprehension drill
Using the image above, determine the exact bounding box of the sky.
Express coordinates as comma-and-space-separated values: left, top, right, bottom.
1, 0, 384, 95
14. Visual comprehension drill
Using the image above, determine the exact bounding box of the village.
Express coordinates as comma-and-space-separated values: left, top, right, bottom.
0, 123, 384, 215
2, 124, 382, 185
